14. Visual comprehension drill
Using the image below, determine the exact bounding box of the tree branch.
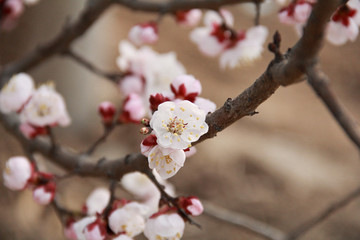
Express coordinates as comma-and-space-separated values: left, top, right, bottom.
204, 201, 286, 240
115, 0, 255, 13
63, 49, 124, 83
0, 0, 113, 87
285, 185, 360, 240
306, 68, 360, 150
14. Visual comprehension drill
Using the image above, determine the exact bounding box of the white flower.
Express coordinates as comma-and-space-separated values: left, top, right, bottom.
128, 22, 158, 46
326, 20, 359, 45
278, 1, 313, 25
32, 182, 56, 205
116, 41, 186, 114
3, 156, 33, 191
121, 171, 175, 215
150, 100, 208, 149
0, 73, 34, 114
326, 3, 360, 45
220, 25, 268, 69
20, 84, 71, 127
148, 146, 186, 179
73, 216, 97, 240
144, 213, 185, 240
85, 188, 111, 215
113, 235, 133, 240
23, 0, 40, 6
108, 202, 147, 237
190, 9, 234, 57
175, 9, 202, 27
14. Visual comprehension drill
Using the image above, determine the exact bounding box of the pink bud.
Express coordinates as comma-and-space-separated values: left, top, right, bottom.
170, 75, 202, 102
64, 218, 78, 240
175, 9, 202, 27
19, 122, 48, 139
140, 134, 157, 157
119, 94, 146, 123
83, 217, 107, 240
178, 196, 204, 216
3, 156, 33, 191
149, 93, 170, 112
98, 101, 116, 125
32, 181, 56, 205
128, 22, 159, 46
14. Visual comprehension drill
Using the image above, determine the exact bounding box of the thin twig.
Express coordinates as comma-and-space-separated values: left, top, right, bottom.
254, 0, 261, 26
103, 180, 118, 218
285, 185, 360, 240
85, 124, 117, 155
146, 170, 202, 228
115, 0, 256, 13
203, 201, 286, 240
46, 126, 57, 152
306, 68, 360, 150
0, 0, 113, 87
63, 49, 124, 83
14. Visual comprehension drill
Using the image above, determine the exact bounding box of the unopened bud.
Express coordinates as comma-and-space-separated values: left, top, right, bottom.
140, 127, 150, 135
141, 118, 150, 126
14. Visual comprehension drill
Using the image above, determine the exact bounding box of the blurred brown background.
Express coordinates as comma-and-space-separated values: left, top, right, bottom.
1, 0, 360, 239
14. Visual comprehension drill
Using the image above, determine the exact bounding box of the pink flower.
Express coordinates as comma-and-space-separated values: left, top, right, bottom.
178, 196, 204, 216
128, 22, 158, 46
64, 218, 78, 240
83, 218, 107, 240
326, 4, 360, 45
119, 93, 146, 123
32, 181, 56, 205
190, 10, 235, 57
85, 188, 111, 215
19, 122, 48, 139
118, 74, 144, 96
3, 156, 33, 191
144, 213, 185, 240
220, 25, 268, 69
170, 75, 202, 102
98, 101, 116, 125
0, 73, 34, 114
278, 0, 314, 25
175, 9, 202, 27
1, 0, 24, 30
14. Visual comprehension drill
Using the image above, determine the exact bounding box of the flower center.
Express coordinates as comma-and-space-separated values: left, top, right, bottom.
37, 104, 51, 117
167, 116, 187, 135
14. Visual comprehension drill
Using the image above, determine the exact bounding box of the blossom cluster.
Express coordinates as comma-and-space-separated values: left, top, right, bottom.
62, 172, 203, 240
190, 10, 269, 69
140, 74, 215, 179
1, 0, 40, 30
3, 156, 56, 205
278, 0, 360, 45
0, 73, 71, 138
